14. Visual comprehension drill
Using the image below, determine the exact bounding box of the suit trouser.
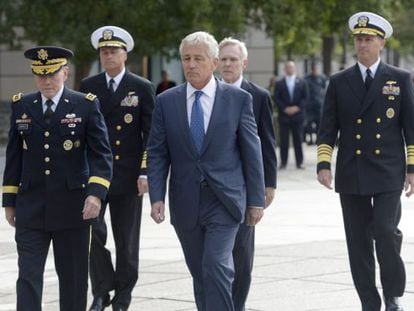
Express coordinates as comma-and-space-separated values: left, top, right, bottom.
340, 191, 405, 310
279, 119, 304, 166
232, 223, 255, 311
15, 226, 89, 311
90, 194, 143, 308
174, 185, 239, 311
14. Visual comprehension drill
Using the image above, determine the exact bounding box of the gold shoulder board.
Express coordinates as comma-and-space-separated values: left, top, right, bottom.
85, 93, 97, 102
12, 93, 23, 103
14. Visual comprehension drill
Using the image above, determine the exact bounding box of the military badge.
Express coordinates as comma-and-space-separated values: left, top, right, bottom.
74, 140, 81, 148
17, 123, 29, 131
386, 108, 395, 119
357, 16, 369, 27
120, 95, 139, 107
388, 96, 395, 101
37, 48, 48, 61
63, 140, 73, 151
103, 29, 113, 40
68, 123, 76, 128
382, 81, 400, 96
12, 93, 23, 103
124, 113, 133, 124
16, 116, 31, 128
65, 113, 76, 118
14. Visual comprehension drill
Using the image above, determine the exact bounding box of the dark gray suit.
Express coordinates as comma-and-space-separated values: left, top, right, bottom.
232, 79, 277, 311
147, 79, 265, 311
274, 76, 308, 167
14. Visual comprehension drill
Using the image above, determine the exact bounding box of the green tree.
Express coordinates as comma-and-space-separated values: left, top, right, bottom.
7, 0, 249, 87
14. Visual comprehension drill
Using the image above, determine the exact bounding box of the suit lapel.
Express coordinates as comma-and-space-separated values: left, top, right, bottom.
95, 73, 111, 114
201, 81, 224, 155
26, 92, 45, 128
241, 79, 251, 93
104, 71, 130, 115
175, 84, 198, 155
345, 64, 366, 105
360, 62, 389, 115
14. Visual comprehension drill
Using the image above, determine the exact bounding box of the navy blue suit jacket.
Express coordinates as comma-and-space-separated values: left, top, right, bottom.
274, 76, 308, 123
241, 79, 277, 188
147, 80, 265, 229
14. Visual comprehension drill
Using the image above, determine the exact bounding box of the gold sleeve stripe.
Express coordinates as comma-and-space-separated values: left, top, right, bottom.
407, 145, 414, 165
88, 176, 110, 189
317, 144, 333, 163
141, 150, 147, 169
2, 186, 19, 194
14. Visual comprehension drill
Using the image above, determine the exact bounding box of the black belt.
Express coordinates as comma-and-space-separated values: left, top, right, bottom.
200, 180, 209, 188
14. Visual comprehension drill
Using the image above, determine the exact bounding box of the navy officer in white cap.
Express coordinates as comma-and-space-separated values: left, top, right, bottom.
2, 46, 112, 310
317, 11, 414, 311
80, 26, 155, 311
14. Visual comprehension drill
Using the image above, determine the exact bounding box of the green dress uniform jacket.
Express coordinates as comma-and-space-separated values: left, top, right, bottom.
317, 62, 414, 194
2, 88, 113, 230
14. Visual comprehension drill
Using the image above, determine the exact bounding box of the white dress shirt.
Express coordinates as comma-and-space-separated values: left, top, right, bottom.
41, 85, 64, 113
105, 67, 126, 92
358, 58, 380, 81
286, 75, 296, 99
186, 76, 217, 132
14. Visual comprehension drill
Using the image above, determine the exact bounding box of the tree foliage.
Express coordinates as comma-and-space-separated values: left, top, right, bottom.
2, 0, 414, 81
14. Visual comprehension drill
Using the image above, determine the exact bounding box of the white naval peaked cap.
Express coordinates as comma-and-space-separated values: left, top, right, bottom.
91, 25, 134, 52
348, 11, 393, 39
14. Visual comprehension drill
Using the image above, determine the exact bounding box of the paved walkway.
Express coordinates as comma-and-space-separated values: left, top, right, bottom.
0, 145, 413, 310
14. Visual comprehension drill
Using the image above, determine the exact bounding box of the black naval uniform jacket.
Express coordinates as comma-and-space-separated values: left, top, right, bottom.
2, 88, 113, 230
241, 79, 277, 188
317, 62, 414, 195
80, 71, 155, 195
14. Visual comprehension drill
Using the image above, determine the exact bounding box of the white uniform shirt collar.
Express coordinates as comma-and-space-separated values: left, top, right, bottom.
186, 75, 217, 100
105, 67, 126, 91
222, 75, 243, 88
41, 85, 64, 112
186, 75, 217, 131
358, 58, 380, 79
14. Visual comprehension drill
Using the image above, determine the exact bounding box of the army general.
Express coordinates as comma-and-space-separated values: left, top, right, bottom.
2, 46, 113, 311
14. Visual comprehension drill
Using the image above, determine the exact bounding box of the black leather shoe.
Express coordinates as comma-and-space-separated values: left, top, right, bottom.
89, 294, 111, 311
112, 306, 127, 311
385, 297, 403, 311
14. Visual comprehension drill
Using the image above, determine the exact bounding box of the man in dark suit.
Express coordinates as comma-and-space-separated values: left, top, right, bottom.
317, 12, 414, 311
274, 61, 308, 169
156, 69, 177, 95
2, 46, 112, 311
218, 37, 277, 311
147, 31, 265, 311
79, 26, 155, 311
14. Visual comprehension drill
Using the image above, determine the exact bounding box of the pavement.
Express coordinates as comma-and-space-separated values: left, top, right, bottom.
0, 145, 414, 310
